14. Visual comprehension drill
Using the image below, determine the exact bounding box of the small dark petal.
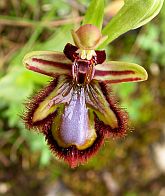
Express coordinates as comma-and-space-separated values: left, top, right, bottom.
63, 43, 78, 62
95, 50, 106, 64
63, 43, 106, 65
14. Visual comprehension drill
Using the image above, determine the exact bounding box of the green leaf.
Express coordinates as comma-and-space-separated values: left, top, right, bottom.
133, 0, 164, 29
82, 0, 104, 30
99, 0, 164, 48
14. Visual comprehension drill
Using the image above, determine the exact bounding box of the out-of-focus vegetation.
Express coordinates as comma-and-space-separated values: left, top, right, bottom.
0, 0, 165, 195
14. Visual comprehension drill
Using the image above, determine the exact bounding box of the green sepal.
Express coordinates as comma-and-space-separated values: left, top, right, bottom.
133, 0, 164, 29
99, 0, 164, 48
94, 61, 148, 83
23, 51, 72, 77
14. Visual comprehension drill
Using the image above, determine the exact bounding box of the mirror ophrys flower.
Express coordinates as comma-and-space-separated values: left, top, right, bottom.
23, 24, 148, 167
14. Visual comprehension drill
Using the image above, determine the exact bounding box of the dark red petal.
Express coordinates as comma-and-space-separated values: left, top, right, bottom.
63, 43, 78, 62
95, 50, 106, 64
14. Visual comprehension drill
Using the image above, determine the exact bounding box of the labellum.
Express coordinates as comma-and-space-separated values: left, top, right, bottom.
23, 24, 148, 167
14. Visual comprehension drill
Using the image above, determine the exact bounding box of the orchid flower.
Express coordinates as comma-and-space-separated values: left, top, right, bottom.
22, 0, 163, 167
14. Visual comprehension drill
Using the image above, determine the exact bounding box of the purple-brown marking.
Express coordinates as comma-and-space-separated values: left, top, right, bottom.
104, 77, 142, 83
95, 70, 135, 77
26, 64, 59, 77
32, 58, 72, 69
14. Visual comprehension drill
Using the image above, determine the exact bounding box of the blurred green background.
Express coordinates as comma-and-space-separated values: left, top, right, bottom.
0, 0, 165, 195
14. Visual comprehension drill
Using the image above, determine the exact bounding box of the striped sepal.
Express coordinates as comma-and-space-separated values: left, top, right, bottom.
23, 51, 72, 77
94, 61, 148, 83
